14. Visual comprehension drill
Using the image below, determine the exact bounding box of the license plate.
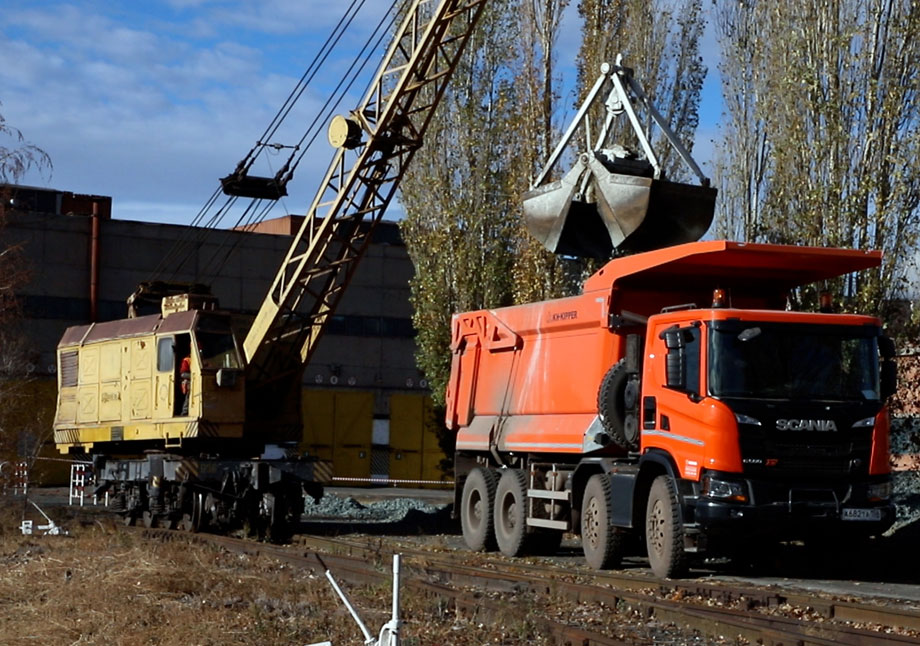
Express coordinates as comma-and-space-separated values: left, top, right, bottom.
842, 507, 882, 521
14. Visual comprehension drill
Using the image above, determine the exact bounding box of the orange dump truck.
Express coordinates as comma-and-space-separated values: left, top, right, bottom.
446, 240, 896, 577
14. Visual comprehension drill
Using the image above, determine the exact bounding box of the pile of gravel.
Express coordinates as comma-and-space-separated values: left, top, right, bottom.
888, 415, 920, 533
303, 493, 446, 523
890, 415, 920, 454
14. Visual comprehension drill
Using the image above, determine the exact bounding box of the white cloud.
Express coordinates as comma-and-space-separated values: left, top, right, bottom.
1, 1, 354, 224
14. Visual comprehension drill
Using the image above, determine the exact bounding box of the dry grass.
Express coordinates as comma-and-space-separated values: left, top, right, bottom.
0, 501, 740, 646
0, 502, 559, 646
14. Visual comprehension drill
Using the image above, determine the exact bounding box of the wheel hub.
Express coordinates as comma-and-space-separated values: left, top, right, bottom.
648, 499, 666, 554
585, 497, 600, 548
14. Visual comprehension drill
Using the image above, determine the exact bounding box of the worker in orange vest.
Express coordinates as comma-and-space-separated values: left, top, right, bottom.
180, 352, 191, 416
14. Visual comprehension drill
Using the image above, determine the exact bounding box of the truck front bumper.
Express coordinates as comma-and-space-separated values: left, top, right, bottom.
694, 498, 895, 538
691, 473, 895, 539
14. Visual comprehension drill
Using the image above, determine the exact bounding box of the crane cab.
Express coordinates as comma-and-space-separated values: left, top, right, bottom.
54, 297, 245, 456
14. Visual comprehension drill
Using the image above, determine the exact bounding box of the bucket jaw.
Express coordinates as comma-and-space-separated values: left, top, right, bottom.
523, 57, 716, 259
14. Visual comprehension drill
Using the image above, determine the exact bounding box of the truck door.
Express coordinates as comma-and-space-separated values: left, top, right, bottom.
642, 322, 707, 478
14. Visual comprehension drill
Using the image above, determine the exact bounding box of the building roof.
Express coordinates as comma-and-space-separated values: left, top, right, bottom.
234, 214, 404, 245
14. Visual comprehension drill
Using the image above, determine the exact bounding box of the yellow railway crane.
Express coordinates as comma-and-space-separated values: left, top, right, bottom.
53, 0, 487, 537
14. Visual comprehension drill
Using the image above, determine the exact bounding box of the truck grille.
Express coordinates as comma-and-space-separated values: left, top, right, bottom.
738, 430, 872, 480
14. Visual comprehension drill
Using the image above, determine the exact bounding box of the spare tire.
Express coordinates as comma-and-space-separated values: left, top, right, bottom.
597, 359, 639, 451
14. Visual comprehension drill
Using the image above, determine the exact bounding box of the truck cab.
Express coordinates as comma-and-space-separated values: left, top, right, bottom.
640, 307, 895, 569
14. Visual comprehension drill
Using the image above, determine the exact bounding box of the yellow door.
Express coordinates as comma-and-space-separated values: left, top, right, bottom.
154, 336, 175, 418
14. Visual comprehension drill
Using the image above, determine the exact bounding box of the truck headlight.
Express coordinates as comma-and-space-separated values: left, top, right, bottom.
701, 473, 748, 503
867, 480, 891, 502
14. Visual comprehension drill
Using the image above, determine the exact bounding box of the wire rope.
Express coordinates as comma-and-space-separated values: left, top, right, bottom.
236, 0, 368, 176
190, 0, 406, 282
151, 0, 407, 289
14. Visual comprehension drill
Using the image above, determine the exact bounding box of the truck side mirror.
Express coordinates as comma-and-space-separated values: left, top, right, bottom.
661, 327, 684, 350
878, 336, 896, 400
660, 325, 702, 396
660, 327, 686, 388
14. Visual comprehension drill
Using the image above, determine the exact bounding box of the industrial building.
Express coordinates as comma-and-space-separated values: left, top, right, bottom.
0, 184, 443, 485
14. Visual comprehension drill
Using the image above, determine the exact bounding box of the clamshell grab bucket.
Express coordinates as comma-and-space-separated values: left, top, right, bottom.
523, 153, 716, 258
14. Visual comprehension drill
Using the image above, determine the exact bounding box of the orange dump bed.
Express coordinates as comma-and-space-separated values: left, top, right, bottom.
446, 241, 882, 456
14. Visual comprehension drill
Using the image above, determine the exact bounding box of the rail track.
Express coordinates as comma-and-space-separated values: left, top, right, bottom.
135, 526, 920, 646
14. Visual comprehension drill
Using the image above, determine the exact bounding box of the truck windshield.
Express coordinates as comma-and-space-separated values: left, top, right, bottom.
196, 331, 242, 370
709, 323, 880, 402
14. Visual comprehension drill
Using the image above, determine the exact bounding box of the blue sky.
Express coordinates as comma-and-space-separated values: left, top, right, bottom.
0, 1, 722, 225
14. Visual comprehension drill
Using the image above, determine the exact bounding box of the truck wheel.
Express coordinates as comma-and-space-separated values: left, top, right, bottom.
494, 469, 529, 557
581, 474, 624, 569
598, 359, 639, 451
461, 467, 498, 551
645, 475, 688, 578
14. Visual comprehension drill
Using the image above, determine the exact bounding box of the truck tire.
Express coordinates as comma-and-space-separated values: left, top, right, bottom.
461, 467, 498, 551
645, 475, 688, 578
581, 473, 625, 569
598, 359, 639, 451
494, 469, 529, 557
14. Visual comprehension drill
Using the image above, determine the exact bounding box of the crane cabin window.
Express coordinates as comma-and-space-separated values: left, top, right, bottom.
157, 338, 174, 372
195, 331, 241, 370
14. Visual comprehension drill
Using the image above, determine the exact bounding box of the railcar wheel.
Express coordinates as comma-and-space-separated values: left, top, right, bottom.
581, 474, 625, 569
460, 467, 498, 551
494, 469, 529, 557
645, 475, 688, 578
142, 510, 158, 529
265, 492, 291, 543
123, 513, 136, 527
181, 492, 205, 532
204, 493, 219, 527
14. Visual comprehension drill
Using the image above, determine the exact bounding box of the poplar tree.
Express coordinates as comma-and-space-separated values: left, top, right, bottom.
715, 1, 920, 315
400, 0, 522, 408
509, 0, 575, 305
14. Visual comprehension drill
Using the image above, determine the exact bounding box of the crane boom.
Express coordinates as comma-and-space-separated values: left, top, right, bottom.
243, 0, 487, 397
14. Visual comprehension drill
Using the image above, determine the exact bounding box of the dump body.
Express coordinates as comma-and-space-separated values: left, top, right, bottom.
449, 240, 896, 576
447, 292, 627, 456
447, 240, 883, 454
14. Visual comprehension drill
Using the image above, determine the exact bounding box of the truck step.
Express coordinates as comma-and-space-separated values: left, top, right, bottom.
527, 488, 570, 501
526, 518, 569, 530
